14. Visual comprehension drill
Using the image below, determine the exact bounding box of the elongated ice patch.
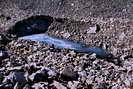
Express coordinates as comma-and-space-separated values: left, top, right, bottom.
20, 34, 112, 58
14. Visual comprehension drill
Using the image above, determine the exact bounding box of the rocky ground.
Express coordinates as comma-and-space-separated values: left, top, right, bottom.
0, 0, 133, 89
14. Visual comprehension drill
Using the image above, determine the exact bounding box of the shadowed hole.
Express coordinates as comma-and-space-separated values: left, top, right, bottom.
8, 15, 53, 37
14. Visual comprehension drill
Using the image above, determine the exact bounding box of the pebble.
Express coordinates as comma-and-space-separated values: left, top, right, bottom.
7, 66, 23, 71
112, 47, 118, 56
78, 71, 87, 77
14, 82, 19, 89
0, 34, 10, 45
94, 82, 108, 89
119, 32, 125, 40
68, 81, 80, 89
47, 69, 57, 77
62, 32, 71, 38
89, 53, 97, 60
32, 82, 45, 89
87, 25, 100, 34
0, 72, 3, 84
23, 84, 32, 89
25, 63, 39, 74
0, 51, 8, 59
2, 84, 13, 89
52, 81, 67, 89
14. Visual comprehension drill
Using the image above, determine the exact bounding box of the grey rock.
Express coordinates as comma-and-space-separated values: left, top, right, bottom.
23, 84, 32, 89
94, 82, 108, 89
52, 81, 67, 89
0, 51, 8, 59
0, 72, 3, 84
62, 31, 71, 38
61, 67, 78, 81
3, 72, 26, 84
47, 70, 56, 77
89, 53, 97, 60
0, 34, 10, 45
7, 66, 23, 71
87, 25, 100, 34
29, 69, 48, 82
87, 26, 97, 34
12, 72, 26, 84
3, 84, 13, 89
119, 32, 125, 41
68, 81, 80, 89
14, 82, 19, 89
78, 71, 87, 77
32, 82, 45, 89
42, 67, 57, 77
24, 63, 39, 74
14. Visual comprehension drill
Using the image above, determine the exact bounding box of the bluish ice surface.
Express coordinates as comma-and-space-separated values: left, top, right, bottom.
20, 34, 112, 58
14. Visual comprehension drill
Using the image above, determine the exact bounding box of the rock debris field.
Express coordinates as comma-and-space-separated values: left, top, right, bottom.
0, 0, 133, 88
0, 14, 132, 89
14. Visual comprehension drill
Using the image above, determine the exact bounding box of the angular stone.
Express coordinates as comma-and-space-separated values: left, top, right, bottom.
3, 72, 26, 84
52, 81, 67, 89
61, 67, 78, 81
23, 84, 32, 89
29, 70, 48, 82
